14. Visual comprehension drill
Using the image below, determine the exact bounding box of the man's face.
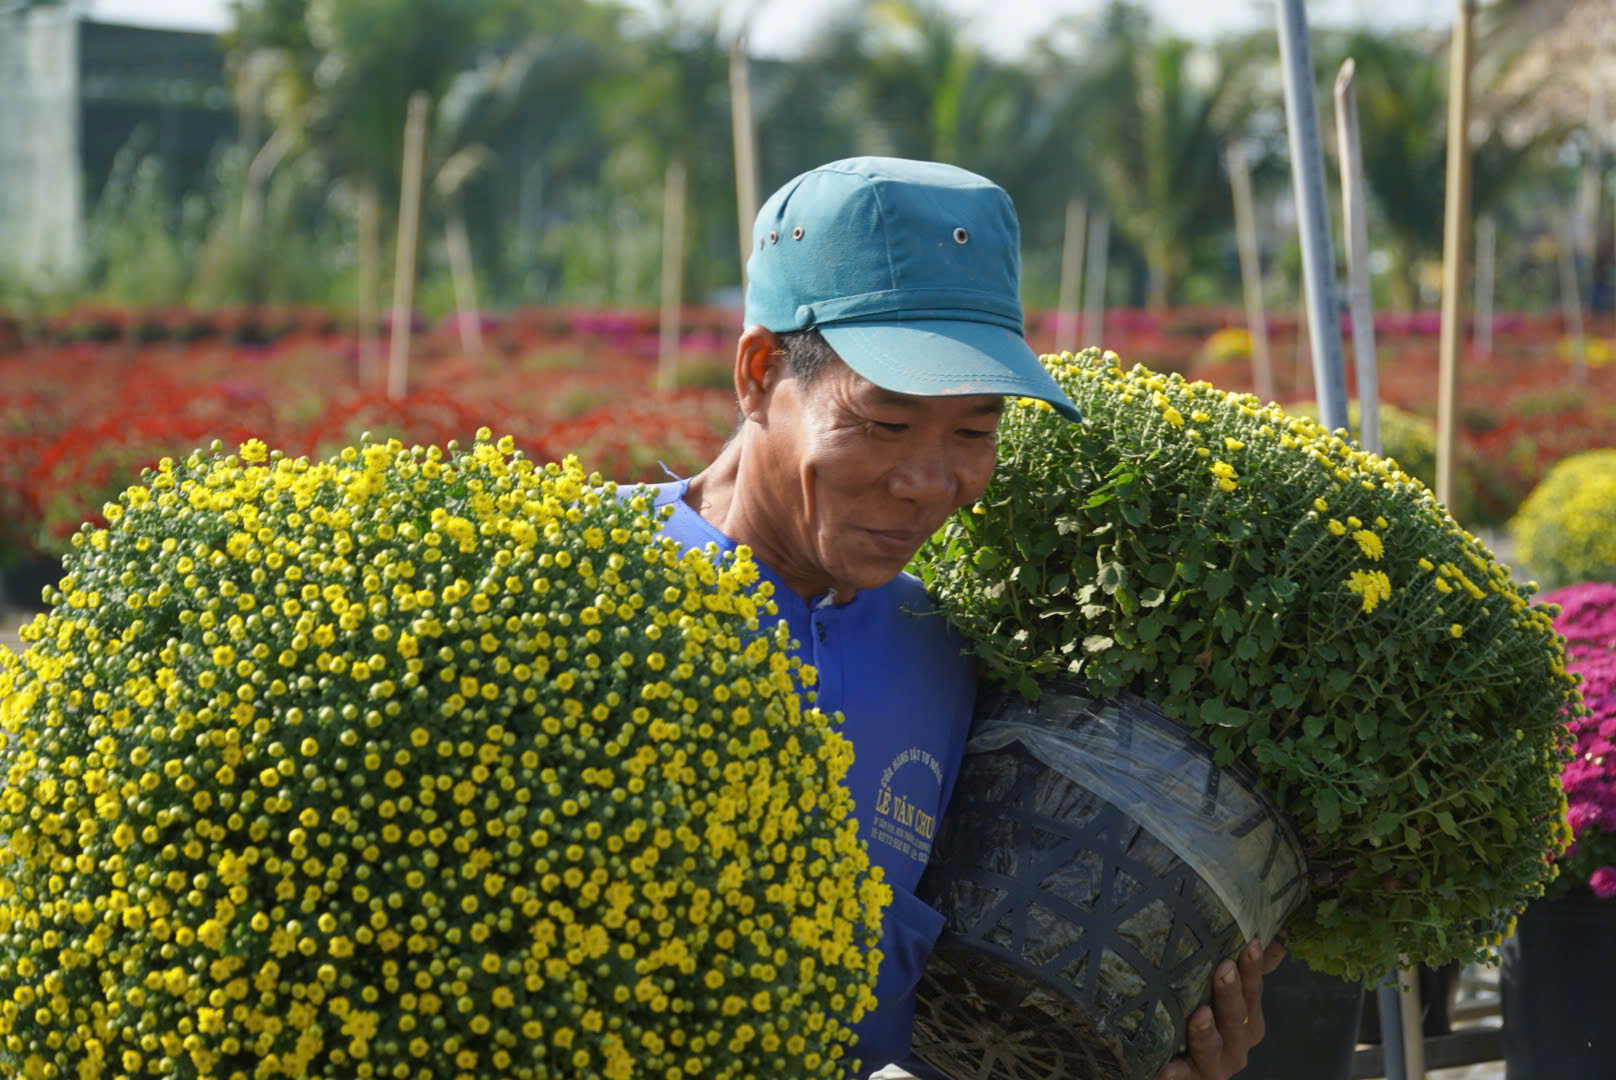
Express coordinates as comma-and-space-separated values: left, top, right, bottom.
756, 356, 1002, 596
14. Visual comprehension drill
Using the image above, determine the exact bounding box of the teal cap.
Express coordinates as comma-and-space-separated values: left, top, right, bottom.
744, 156, 1080, 420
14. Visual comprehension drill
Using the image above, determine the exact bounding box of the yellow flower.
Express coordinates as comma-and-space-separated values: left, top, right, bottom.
1352, 530, 1384, 561
1450, 624, 1464, 638
1328, 519, 1347, 536
1344, 569, 1392, 613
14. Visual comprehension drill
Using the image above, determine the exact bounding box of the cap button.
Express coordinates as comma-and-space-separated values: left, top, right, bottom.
794, 305, 815, 327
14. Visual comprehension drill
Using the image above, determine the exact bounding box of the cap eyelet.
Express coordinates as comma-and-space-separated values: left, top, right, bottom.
792, 226, 804, 240
769, 231, 779, 244
953, 227, 970, 244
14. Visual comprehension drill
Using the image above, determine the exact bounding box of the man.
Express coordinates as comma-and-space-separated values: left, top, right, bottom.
648, 157, 1282, 1079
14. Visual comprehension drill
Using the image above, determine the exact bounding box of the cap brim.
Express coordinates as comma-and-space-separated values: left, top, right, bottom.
817, 319, 1082, 421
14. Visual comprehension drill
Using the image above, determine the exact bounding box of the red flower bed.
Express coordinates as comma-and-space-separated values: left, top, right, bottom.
0, 308, 736, 561
1, 304, 1608, 562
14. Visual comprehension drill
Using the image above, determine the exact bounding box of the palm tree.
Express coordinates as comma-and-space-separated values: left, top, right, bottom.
1078, 2, 1267, 310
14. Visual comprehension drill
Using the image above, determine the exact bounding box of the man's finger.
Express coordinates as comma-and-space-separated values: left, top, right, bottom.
1261, 938, 1287, 976
1157, 1005, 1219, 1080
1238, 940, 1267, 1044
1189, 997, 1228, 1078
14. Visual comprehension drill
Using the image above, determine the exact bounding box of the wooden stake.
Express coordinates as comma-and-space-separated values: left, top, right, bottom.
1397, 966, 1428, 1079
730, 33, 759, 292
1475, 214, 1495, 356
1435, 0, 1475, 513
1055, 197, 1086, 355
1081, 211, 1109, 350
658, 156, 688, 391
1559, 208, 1587, 384
357, 179, 380, 389
1228, 145, 1274, 404
387, 91, 431, 402
1335, 59, 1380, 453
444, 203, 484, 365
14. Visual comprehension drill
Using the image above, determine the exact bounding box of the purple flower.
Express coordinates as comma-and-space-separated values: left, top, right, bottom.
1590, 866, 1616, 899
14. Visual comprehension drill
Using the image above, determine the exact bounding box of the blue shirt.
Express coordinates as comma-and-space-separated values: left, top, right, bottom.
646, 480, 976, 1077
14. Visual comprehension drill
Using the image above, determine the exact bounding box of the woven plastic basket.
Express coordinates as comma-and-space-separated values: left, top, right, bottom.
912, 684, 1306, 1080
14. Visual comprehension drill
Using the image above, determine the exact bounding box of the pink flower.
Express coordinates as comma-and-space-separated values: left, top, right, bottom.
1590, 866, 1616, 899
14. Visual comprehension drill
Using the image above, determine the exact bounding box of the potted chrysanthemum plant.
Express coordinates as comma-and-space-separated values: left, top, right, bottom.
907, 349, 1577, 1080
0, 432, 889, 1080
1500, 580, 1616, 1077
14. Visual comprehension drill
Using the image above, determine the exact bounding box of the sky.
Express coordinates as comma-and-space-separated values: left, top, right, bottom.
89, 0, 1460, 56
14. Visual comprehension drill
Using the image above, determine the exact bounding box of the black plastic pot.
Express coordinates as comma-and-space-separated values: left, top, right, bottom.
911, 685, 1307, 1080
1239, 955, 1363, 1080
1500, 893, 1616, 1079
0, 556, 62, 614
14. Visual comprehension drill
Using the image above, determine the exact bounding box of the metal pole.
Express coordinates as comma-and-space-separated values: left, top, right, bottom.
657, 156, 688, 391
1475, 214, 1495, 356
387, 91, 431, 402
1435, 0, 1475, 512
1056, 197, 1087, 355
1335, 59, 1380, 453
1228, 144, 1275, 403
1082, 211, 1109, 349
729, 30, 759, 292
1276, 0, 1349, 433
1377, 981, 1410, 1080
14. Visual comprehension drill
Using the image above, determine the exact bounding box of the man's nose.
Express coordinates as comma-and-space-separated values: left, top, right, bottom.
887, 451, 956, 502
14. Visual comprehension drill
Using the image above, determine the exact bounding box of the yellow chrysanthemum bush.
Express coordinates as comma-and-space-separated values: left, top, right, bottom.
913, 349, 1578, 981
0, 432, 889, 1080
1509, 448, 1616, 591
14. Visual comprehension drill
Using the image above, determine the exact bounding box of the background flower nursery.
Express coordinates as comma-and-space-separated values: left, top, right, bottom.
3, 1, 1616, 1079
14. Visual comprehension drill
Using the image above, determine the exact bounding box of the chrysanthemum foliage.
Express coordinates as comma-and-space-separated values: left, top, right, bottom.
0, 434, 888, 1080
914, 349, 1577, 981
1510, 449, 1616, 592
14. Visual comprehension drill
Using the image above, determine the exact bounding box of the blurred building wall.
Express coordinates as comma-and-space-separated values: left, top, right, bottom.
0, 6, 85, 286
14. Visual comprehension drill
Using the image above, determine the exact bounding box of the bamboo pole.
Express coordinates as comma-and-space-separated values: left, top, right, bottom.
1055, 197, 1086, 355
1228, 144, 1275, 404
1398, 967, 1428, 1078
657, 156, 688, 391
387, 91, 431, 402
357, 180, 380, 389
1335, 59, 1380, 453
1081, 211, 1109, 350
1435, 0, 1475, 514
730, 31, 759, 291
1559, 208, 1587, 384
1475, 215, 1495, 356
444, 203, 484, 365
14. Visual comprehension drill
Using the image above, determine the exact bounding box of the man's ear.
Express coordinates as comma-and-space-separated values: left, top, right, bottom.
735, 325, 784, 424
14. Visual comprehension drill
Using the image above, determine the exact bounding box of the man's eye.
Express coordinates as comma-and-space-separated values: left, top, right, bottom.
958, 428, 995, 440
872, 421, 908, 434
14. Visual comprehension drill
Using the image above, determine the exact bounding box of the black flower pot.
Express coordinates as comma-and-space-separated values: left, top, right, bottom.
1500, 893, 1616, 1078
0, 556, 62, 614
1239, 955, 1362, 1080
911, 685, 1307, 1080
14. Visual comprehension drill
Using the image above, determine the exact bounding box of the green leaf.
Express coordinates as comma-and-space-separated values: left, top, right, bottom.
1138, 612, 1169, 642
1435, 810, 1460, 839
1096, 561, 1126, 595
973, 547, 1002, 570
1081, 493, 1114, 509
1354, 713, 1378, 741
1139, 587, 1167, 607
1303, 715, 1327, 740
1204, 569, 1234, 600
1313, 789, 1341, 832
1082, 635, 1114, 653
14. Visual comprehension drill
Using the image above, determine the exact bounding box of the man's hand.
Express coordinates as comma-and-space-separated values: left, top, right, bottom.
1157, 937, 1287, 1080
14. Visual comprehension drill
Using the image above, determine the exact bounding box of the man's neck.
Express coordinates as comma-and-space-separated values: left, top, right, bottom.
681, 437, 854, 604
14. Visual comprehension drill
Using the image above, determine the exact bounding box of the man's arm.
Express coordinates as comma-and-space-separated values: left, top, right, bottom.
1158, 938, 1288, 1080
